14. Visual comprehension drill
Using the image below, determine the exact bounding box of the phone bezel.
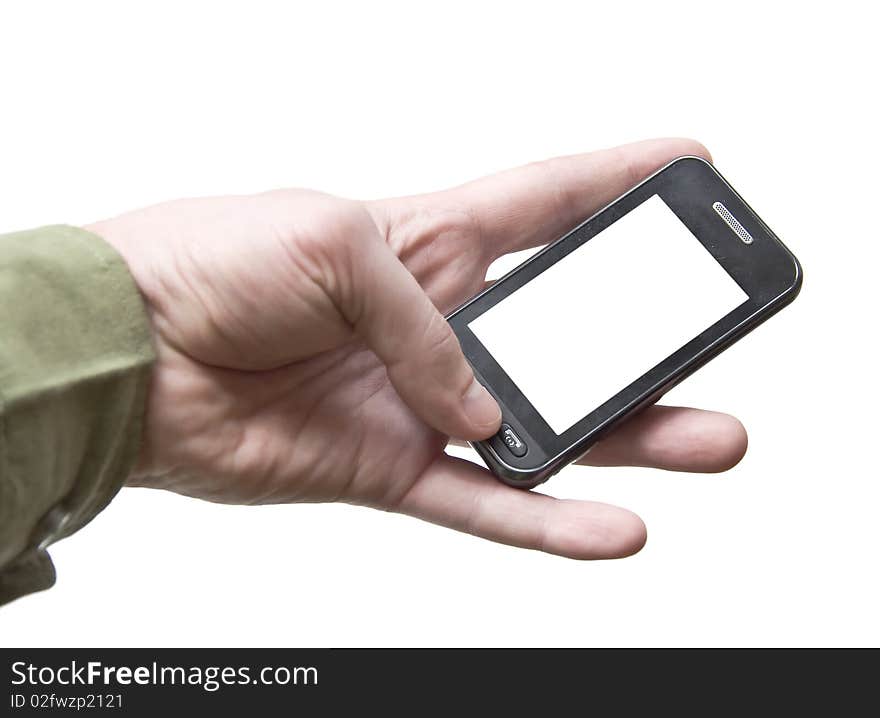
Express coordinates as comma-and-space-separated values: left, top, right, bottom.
446, 156, 802, 486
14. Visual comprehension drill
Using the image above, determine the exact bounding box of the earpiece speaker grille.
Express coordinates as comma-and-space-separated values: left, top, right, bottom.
713, 201, 754, 244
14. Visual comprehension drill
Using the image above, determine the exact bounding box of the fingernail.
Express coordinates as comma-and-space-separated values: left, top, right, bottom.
463, 377, 502, 430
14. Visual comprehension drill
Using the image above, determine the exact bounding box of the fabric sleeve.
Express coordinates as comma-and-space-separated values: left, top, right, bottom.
0, 225, 155, 605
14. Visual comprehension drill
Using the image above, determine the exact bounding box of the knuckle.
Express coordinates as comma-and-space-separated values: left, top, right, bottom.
420, 312, 472, 388
276, 194, 383, 313
422, 310, 460, 356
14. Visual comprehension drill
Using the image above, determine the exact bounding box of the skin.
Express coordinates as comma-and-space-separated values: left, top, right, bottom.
90, 138, 747, 560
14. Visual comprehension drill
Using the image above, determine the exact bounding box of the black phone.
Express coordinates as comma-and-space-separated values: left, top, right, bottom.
447, 156, 802, 488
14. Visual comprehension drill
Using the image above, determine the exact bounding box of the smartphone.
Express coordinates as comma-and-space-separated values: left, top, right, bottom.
447, 156, 802, 488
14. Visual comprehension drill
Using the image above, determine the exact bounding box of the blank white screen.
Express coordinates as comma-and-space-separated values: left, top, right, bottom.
469, 194, 748, 434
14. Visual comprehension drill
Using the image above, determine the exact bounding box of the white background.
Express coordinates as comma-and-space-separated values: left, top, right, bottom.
0, 1, 877, 647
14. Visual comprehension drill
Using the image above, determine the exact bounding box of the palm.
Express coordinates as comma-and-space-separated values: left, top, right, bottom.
145, 341, 442, 506
100, 138, 749, 560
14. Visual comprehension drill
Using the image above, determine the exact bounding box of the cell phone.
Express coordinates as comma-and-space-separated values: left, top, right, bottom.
447, 156, 802, 488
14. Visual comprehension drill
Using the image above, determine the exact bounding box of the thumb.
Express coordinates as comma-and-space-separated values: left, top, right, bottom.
337, 224, 501, 440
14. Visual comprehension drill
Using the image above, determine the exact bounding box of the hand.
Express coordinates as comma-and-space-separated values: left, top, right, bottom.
90, 138, 747, 560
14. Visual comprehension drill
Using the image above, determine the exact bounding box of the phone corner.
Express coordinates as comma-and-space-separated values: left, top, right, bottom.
471, 441, 554, 490
788, 253, 804, 298
665, 154, 716, 172
775, 242, 804, 302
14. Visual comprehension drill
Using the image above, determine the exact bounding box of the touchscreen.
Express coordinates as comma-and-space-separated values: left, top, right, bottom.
469, 194, 748, 434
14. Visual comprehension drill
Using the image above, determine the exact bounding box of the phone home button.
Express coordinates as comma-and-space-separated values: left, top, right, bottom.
493, 423, 528, 458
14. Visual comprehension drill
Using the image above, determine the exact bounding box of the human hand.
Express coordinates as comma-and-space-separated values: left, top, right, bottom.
90, 138, 747, 559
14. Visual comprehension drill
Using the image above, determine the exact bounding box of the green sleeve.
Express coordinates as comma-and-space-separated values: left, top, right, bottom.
0, 225, 155, 605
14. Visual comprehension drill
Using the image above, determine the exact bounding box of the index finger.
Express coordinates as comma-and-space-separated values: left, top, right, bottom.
444, 137, 711, 258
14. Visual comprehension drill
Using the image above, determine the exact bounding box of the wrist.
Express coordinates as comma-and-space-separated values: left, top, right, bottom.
84, 219, 161, 485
